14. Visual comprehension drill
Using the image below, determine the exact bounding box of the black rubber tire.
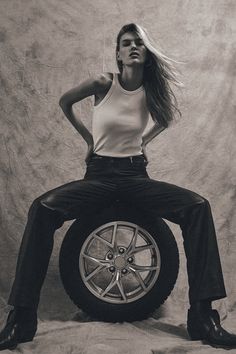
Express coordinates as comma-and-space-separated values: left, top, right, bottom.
59, 205, 179, 322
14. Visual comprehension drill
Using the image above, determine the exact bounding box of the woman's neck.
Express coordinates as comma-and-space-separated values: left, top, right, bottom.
119, 66, 144, 91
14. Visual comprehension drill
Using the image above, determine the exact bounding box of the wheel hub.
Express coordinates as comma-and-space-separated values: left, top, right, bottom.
114, 255, 126, 269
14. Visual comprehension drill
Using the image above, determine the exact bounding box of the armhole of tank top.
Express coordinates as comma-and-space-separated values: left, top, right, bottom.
93, 73, 115, 109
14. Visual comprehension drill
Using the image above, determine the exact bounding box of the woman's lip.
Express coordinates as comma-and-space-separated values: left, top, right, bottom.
129, 52, 139, 57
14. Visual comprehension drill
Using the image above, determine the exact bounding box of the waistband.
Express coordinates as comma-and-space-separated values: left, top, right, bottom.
88, 153, 147, 163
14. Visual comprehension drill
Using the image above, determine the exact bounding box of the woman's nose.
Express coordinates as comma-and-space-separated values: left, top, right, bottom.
131, 41, 137, 49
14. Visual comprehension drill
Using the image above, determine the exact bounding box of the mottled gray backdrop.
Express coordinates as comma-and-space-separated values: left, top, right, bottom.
0, 0, 235, 326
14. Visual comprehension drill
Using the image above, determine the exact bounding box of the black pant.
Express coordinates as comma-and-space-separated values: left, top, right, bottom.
8, 154, 227, 309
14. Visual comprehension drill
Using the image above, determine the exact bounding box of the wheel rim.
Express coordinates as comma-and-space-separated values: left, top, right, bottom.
79, 221, 161, 304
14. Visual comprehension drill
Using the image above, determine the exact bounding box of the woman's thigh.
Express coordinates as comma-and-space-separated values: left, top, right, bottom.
120, 177, 206, 218
36, 178, 117, 219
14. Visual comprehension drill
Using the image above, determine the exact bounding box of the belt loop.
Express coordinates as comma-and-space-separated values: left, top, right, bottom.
129, 156, 133, 163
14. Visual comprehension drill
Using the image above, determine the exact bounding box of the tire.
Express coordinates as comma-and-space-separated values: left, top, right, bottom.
59, 204, 179, 322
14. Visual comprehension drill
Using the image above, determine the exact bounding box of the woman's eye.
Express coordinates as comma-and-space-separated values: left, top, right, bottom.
136, 40, 144, 46
121, 39, 144, 47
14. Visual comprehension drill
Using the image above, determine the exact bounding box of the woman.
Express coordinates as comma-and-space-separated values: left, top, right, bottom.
0, 23, 235, 350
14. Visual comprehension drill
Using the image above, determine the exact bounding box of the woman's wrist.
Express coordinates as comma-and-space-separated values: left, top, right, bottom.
86, 135, 94, 147
141, 138, 147, 147
141, 141, 149, 162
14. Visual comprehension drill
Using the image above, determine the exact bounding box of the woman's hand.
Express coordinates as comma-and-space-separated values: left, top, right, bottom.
85, 144, 94, 163
141, 142, 148, 162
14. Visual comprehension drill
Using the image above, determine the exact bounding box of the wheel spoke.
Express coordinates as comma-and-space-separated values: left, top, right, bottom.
82, 253, 110, 266
127, 226, 139, 253
130, 268, 147, 291
100, 271, 127, 301
130, 244, 155, 255
117, 276, 127, 301
130, 264, 158, 272
101, 272, 118, 297
92, 233, 114, 248
111, 223, 118, 252
85, 265, 106, 281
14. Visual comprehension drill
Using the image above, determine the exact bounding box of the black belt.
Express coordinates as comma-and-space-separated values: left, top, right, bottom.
89, 153, 147, 163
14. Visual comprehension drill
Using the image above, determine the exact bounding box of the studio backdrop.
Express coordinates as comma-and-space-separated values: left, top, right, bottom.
0, 0, 235, 320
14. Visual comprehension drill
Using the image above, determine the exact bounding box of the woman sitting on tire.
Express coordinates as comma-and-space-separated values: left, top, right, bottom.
0, 23, 236, 350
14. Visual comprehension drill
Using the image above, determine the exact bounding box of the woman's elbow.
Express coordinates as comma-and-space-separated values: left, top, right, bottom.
59, 95, 65, 108
59, 95, 71, 111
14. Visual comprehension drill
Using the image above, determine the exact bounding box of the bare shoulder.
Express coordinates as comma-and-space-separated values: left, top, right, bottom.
94, 72, 113, 92
94, 73, 114, 106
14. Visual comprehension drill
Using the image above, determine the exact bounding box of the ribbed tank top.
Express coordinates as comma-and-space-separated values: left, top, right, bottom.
92, 73, 150, 157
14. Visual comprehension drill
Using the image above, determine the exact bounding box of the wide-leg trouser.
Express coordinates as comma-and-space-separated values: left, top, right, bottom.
8, 154, 227, 309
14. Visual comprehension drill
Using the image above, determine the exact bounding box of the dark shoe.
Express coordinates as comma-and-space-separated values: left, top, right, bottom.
0, 309, 37, 351
187, 307, 236, 349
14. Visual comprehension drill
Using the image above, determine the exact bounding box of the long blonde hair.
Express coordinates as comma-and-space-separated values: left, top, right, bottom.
116, 23, 183, 128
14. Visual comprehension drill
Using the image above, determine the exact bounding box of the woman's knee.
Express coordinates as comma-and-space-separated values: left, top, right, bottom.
188, 193, 211, 212
27, 194, 64, 228
39, 193, 58, 211
193, 194, 208, 204
28, 192, 58, 216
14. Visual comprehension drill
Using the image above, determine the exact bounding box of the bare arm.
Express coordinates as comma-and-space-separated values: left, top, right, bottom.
59, 74, 111, 148
141, 122, 166, 161
142, 122, 166, 146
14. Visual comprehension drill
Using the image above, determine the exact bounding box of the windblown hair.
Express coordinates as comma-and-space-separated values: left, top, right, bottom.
116, 23, 183, 128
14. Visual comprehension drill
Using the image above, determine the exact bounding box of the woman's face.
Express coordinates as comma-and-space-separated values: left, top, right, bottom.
117, 31, 147, 67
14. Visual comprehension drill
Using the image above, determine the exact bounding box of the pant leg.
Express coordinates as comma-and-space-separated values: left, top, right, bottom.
8, 178, 116, 309
120, 176, 227, 304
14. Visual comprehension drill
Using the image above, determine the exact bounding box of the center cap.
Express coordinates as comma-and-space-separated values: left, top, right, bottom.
114, 256, 126, 269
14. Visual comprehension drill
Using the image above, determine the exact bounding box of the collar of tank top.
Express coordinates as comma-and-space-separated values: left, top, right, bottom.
115, 73, 144, 94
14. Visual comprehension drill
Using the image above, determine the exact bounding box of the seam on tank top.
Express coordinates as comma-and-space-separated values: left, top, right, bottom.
93, 73, 116, 109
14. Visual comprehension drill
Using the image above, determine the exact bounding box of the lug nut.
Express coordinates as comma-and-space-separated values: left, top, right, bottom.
121, 269, 128, 274
119, 247, 125, 254
107, 253, 113, 260
109, 266, 116, 273
127, 257, 134, 263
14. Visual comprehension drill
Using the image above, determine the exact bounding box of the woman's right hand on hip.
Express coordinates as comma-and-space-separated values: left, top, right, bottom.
85, 144, 94, 163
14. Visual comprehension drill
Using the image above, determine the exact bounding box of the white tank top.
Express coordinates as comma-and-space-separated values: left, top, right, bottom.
92, 73, 150, 157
